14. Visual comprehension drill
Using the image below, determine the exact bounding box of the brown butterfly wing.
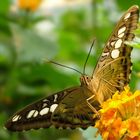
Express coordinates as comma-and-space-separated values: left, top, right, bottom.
51, 86, 99, 129
91, 6, 139, 103
5, 86, 98, 131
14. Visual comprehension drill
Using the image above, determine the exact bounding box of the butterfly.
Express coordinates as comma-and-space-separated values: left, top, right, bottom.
5, 5, 139, 131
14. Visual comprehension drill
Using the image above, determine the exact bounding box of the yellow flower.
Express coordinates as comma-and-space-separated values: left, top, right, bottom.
18, 0, 42, 11
95, 86, 140, 140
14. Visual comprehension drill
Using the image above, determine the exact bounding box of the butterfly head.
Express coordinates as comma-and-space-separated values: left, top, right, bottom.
80, 75, 91, 86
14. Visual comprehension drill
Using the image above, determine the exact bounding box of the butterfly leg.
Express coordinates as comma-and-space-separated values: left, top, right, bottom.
86, 95, 100, 118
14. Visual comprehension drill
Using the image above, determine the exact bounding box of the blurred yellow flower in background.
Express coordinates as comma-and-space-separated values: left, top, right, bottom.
95, 86, 140, 140
18, 0, 42, 11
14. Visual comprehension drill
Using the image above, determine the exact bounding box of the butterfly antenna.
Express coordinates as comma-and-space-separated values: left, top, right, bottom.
44, 59, 83, 75
83, 39, 96, 75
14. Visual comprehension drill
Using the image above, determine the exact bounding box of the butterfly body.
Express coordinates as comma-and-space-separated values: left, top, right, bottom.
5, 5, 139, 131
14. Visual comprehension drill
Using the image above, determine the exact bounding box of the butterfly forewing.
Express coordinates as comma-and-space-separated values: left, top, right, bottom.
91, 5, 139, 103
5, 87, 98, 131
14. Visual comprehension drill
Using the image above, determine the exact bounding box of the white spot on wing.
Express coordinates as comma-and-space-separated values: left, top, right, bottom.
42, 103, 47, 108
54, 94, 58, 102
50, 104, 58, 112
40, 107, 49, 115
124, 13, 131, 20
43, 99, 48, 102
12, 115, 21, 122
102, 52, 109, 57
115, 39, 122, 48
118, 33, 125, 38
111, 41, 116, 46
118, 26, 126, 35
33, 110, 38, 117
27, 110, 38, 119
111, 49, 120, 59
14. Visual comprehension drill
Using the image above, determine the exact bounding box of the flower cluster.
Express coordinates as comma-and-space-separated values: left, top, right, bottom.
95, 86, 140, 140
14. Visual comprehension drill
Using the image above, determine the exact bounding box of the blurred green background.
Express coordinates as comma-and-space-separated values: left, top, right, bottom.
1, 0, 140, 140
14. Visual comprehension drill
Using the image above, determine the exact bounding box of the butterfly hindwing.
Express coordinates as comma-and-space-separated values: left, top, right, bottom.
91, 5, 139, 103
51, 86, 99, 129
5, 86, 98, 131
